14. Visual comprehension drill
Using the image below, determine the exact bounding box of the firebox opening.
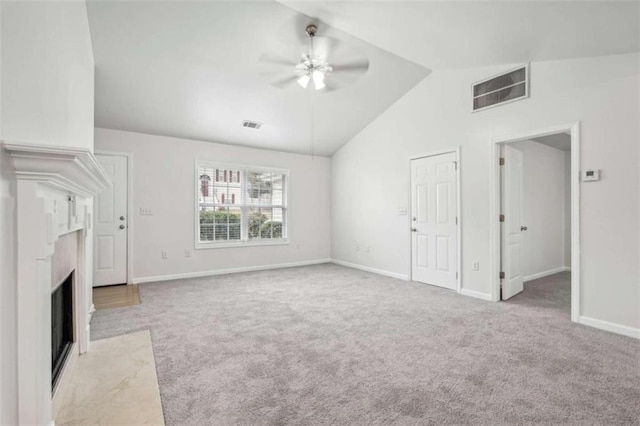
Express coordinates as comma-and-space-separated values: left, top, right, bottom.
51, 271, 74, 391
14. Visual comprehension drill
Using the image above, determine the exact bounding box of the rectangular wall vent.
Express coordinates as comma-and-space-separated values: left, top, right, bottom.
472, 65, 528, 112
242, 120, 262, 130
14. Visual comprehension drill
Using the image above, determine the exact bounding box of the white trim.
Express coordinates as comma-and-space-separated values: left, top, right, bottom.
408, 147, 462, 292
490, 122, 581, 323
132, 258, 331, 284
459, 288, 493, 302
523, 266, 571, 282
195, 238, 289, 250
88, 303, 96, 321
95, 150, 134, 284
332, 259, 410, 281
577, 316, 640, 340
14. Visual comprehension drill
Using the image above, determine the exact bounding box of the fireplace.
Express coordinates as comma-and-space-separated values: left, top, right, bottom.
51, 271, 74, 390
4, 142, 111, 424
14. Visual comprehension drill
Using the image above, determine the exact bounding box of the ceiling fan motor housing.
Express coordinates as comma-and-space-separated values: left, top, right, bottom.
305, 24, 318, 37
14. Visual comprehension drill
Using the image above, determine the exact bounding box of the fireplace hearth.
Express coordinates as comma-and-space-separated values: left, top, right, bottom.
51, 271, 74, 391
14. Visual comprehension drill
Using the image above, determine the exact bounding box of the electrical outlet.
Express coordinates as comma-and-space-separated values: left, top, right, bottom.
185, 250, 191, 258
162, 251, 168, 259
472, 261, 479, 271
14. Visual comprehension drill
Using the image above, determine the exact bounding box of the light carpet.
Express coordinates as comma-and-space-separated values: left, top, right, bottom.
91, 264, 640, 425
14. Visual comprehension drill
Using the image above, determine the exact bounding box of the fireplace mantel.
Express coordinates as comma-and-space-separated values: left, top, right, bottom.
4, 142, 111, 198
4, 142, 111, 425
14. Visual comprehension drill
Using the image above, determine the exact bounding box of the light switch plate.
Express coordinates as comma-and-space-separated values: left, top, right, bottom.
582, 169, 600, 181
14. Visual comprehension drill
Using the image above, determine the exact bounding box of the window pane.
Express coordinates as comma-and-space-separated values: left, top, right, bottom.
212, 207, 242, 241
199, 208, 215, 241
228, 207, 241, 240
247, 172, 273, 205
248, 207, 266, 239
270, 208, 284, 239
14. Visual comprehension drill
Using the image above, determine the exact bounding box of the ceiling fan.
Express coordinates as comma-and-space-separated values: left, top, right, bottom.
258, 21, 370, 92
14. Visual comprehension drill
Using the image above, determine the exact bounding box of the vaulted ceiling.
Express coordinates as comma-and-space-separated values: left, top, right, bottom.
87, 1, 639, 156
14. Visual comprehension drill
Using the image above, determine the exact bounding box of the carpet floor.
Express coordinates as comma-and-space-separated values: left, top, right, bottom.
91, 264, 640, 425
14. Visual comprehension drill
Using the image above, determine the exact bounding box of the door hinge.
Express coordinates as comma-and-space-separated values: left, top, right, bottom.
499, 157, 505, 166
453, 161, 457, 170
455, 216, 458, 225
456, 272, 458, 279
499, 214, 505, 222
500, 271, 505, 279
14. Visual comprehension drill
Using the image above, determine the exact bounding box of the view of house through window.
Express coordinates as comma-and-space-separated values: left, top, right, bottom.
197, 163, 288, 245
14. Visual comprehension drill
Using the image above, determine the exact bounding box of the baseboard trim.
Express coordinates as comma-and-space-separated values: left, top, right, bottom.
577, 316, 640, 339
524, 266, 571, 282
459, 288, 494, 301
132, 259, 332, 284
330, 259, 409, 281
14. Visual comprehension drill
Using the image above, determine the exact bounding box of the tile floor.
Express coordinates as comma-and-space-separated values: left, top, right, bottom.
56, 330, 164, 425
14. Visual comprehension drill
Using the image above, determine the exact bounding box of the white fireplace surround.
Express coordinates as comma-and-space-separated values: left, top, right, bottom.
4, 143, 111, 425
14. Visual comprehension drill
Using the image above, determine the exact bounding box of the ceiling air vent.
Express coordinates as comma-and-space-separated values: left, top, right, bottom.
242, 120, 262, 130
472, 65, 528, 112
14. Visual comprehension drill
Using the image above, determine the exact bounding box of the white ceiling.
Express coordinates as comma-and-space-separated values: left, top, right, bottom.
87, 1, 429, 156
88, 1, 639, 156
280, 1, 640, 69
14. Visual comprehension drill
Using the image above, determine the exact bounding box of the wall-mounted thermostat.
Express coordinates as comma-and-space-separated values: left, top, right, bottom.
582, 169, 600, 182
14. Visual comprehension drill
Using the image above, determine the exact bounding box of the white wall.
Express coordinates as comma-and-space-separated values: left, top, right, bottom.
1, 1, 94, 150
0, 2, 94, 423
95, 128, 332, 281
509, 140, 567, 279
331, 53, 640, 331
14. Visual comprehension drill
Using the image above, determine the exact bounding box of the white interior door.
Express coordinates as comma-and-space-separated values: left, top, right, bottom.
501, 145, 524, 300
411, 152, 458, 290
94, 154, 128, 286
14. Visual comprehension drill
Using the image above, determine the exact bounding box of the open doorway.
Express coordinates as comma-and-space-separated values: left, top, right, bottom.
491, 123, 580, 322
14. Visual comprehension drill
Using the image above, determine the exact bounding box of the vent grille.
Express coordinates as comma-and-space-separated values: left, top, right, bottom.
473, 66, 528, 112
242, 120, 262, 130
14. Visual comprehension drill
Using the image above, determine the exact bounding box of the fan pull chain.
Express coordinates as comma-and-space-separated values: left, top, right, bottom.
309, 83, 315, 159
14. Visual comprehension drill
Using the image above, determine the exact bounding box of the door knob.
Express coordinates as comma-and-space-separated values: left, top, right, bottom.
411, 228, 417, 232
521, 226, 528, 231
120, 216, 125, 221
119, 224, 126, 230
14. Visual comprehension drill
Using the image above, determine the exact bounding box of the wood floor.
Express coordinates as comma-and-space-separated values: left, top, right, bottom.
93, 284, 140, 310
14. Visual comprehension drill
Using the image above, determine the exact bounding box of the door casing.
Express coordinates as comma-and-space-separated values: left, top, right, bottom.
94, 150, 134, 285
408, 147, 461, 292
490, 122, 581, 322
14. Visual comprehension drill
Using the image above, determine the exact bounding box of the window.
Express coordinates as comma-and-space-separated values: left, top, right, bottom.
196, 163, 288, 248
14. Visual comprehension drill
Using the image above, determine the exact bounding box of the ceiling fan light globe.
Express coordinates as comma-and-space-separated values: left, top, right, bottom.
312, 70, 326, 90
297, 74, 310, 89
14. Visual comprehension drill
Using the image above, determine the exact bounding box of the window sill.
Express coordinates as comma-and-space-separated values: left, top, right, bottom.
195, 239, 289, 250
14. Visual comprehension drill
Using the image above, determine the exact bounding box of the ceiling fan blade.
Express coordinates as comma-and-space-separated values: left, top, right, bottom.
332, 60, 369, 75
268, 75, 299, 89
257, 54, 296, 69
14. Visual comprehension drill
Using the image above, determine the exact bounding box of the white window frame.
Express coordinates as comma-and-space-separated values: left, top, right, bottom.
194, 160, 290, 249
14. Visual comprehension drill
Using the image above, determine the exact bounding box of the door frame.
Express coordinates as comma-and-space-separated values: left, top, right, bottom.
489, 122, 581, 322
94, 150, 134, 285
408, 147, 462, 292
